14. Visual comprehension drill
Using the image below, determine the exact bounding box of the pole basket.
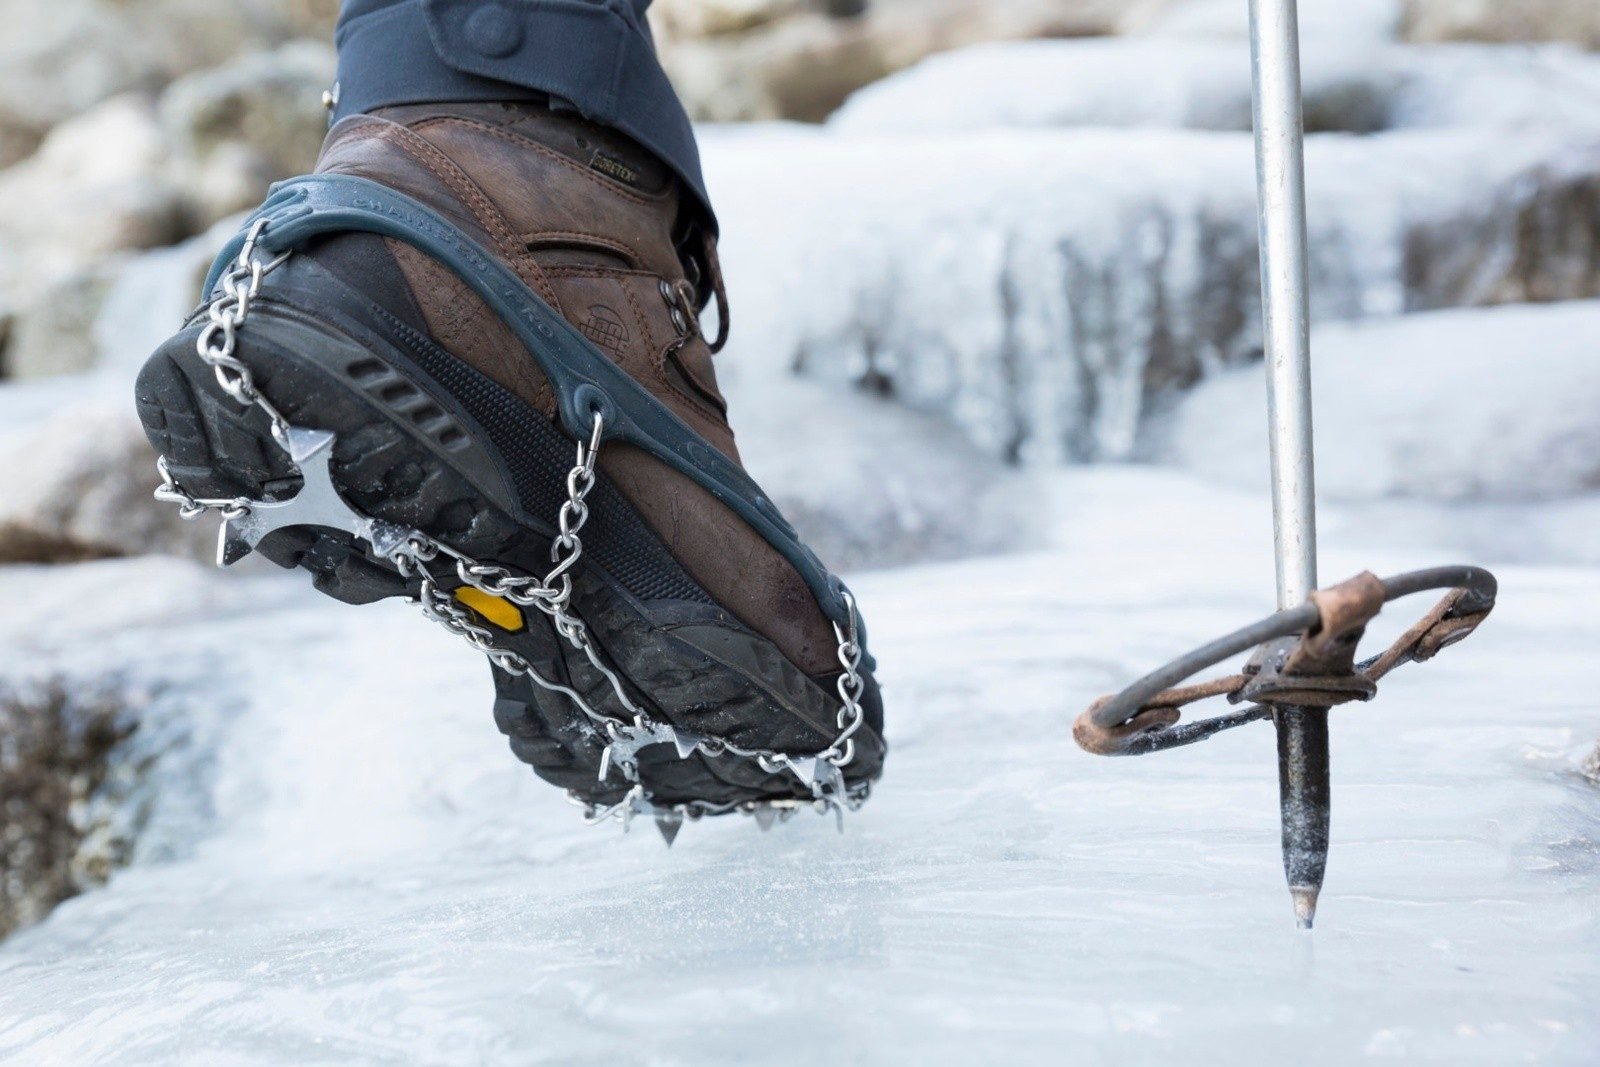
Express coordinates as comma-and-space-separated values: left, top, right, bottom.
1074, 566, 1496, 757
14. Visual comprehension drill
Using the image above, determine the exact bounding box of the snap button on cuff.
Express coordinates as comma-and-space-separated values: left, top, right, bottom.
464, 5, 523, 58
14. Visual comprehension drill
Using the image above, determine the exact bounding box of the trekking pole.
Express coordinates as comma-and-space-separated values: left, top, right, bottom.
1071, 0, 1499, 928
1248, 0, 1327, 928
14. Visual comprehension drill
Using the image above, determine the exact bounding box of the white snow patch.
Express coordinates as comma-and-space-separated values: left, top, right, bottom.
830, 38, 1600, 137
831, 39, 1259, 134
1146, 0, 1402, 45
704, 122, 1587, 462
724, 368, 1042, 568
1163, 301, 1600, 501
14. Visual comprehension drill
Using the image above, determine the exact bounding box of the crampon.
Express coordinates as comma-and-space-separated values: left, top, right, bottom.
140, 174, 885, 841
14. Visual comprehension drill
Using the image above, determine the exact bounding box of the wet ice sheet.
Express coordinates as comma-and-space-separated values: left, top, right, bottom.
0, 469, 1596, 1064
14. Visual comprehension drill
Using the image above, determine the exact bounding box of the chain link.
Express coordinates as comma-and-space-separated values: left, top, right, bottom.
157, 221, 872, 829
154, 456, 253, 520
195, 219, 295, 444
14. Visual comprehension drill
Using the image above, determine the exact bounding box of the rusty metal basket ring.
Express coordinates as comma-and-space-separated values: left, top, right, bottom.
1074, 566, 1497, 757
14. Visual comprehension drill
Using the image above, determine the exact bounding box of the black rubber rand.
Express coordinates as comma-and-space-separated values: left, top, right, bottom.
133, 247, 881, 808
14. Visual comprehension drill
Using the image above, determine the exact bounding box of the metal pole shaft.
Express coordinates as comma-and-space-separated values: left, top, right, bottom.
1250, 0, 1317, 595
1248, 0, 1328, 929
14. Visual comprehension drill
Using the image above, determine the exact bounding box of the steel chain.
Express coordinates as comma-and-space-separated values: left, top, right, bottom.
154, 220, 871, 828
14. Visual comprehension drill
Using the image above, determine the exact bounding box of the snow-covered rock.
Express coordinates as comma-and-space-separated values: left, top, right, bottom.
801, 39, 1600, 465
1148, 0, 1402, 43
706, 122, 1598, 463
0, 232, 228, 565
0, 264, 121, 381
0, 557, 296, 942
725, 370, 1040, 569
1162, 301, 1600, 500
1404, 146, 1600, 309
831, 38, 1600, 137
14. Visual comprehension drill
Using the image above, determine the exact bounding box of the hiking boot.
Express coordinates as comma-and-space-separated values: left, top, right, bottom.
134, 101, 885, 823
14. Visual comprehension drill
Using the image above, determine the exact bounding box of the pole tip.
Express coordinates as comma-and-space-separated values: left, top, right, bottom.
1291, 885, 1320, 930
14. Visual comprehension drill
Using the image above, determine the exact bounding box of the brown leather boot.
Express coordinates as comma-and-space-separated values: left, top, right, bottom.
134, 101, 885, 824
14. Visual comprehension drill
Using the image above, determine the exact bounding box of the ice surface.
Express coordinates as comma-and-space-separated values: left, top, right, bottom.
0, 470, 1596, 1064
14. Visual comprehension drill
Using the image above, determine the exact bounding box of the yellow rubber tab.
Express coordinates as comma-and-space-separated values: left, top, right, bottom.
454, 586, 525, 632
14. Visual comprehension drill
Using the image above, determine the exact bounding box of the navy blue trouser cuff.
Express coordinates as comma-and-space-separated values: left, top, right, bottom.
334, 0, 712, 223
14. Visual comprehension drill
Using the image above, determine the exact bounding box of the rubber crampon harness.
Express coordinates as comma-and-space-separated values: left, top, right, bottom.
155, 175, 873, 836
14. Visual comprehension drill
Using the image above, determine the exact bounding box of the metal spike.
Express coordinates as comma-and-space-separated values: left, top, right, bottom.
363, 519, 416, 560
1291, 885, 1320, 930
671, 729, 699, 760
787, 757, 819, 788
218, 427, 373, 566
813, 761, 845, 800
655, 813, 683, 847
217, 525, 253, 567
282, 425, 332, 465
1276, 705, 1330, 929
753, 806, 777, 832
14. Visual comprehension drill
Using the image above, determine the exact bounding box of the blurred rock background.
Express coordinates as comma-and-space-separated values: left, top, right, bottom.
0, 0, 1596, 570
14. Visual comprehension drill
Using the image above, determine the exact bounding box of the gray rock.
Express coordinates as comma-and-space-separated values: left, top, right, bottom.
0, 680, 145, 940
652, 0, 809, 38
655, 0, 1174, 122
1, 265, 122, 381
0, 1, 157, 171
1401, 0, 1600, 49
0, 95, 187, 314
0, 395, 213, 565
0, 0, 338, 169
1405, 163, 1600, 310
658, 16, 895, 122
159, 41, 337, 225
1584, 742, 1600, 785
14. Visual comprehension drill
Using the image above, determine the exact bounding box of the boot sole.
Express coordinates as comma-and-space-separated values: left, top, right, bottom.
135, 292, 883, 809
